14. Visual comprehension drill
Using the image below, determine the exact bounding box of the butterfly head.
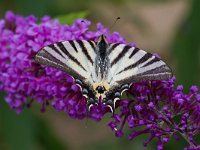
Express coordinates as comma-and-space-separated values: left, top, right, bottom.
97, 34, 108, 49
97, 34, 107, 43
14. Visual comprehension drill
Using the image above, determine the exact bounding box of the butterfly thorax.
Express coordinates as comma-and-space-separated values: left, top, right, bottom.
95, 35, 110, 81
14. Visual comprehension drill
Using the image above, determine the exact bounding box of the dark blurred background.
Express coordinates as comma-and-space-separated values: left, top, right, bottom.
0, 0, 199, 150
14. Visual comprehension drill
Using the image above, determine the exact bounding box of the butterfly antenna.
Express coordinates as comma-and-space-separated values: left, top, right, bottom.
109, 17, 121, 32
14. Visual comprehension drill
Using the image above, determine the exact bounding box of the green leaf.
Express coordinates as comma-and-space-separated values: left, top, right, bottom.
56, 11, 89, 24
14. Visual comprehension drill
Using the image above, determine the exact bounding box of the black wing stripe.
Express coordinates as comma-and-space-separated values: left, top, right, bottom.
117, 63, 136, 75
56, 42, 87, 71
69, 41, 78, 52
108, 43, 120, 55
137, 52, 153, 66
111, 45, 131, 67
136, 64, 171, 76
39, 49, 65, 65
129, 47, 140, 58
36, 49, 86, 80
142, 56, 160, 68
116, 65, 172, 84
77, 40, 94, 65
117, 52, 153, 74
88, 40, 96, 54
49, 44, 65, 58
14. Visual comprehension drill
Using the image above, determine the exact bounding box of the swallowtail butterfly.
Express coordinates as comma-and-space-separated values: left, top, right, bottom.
35, 34, 172, 114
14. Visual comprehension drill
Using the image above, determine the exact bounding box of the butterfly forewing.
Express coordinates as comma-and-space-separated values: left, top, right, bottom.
107, 43, 172, 86
35, 40, 97, 81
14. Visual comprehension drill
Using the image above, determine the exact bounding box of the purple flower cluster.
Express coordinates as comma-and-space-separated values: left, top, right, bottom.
108, 78, 200, 150
0, 11, 200, 150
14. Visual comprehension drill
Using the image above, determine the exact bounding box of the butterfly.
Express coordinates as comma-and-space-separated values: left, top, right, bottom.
34, 34, 172, 114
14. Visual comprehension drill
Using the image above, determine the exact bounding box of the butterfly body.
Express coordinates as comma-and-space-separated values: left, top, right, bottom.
35, 34, 172, 114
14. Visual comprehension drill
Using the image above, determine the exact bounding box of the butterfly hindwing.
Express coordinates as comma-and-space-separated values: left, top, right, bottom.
103, 83, 130, 114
